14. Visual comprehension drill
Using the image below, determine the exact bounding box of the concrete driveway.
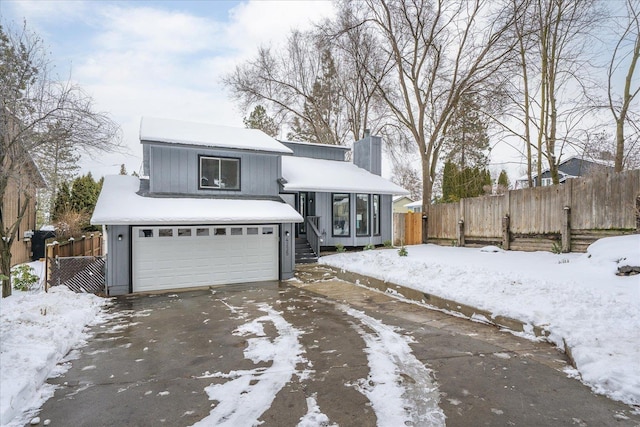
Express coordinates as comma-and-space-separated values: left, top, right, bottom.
35, 274, 639, 426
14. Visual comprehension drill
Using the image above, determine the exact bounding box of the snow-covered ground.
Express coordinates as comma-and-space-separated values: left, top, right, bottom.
0, 262, 111, 427
1, 235, 637, 425
320, 234, 640, 407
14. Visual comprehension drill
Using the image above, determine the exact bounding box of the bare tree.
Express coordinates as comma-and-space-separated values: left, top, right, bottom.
350, 0, 518, 241
496, 0, 603, 186
608, 0, 640, 172
0, 22, 121, 297
224, 30, 350, 145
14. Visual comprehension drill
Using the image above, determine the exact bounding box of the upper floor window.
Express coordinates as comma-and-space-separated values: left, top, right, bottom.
199, 156, 240, 190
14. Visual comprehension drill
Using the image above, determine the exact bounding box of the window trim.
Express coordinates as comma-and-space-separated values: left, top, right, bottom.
332, 193, 351, 237
198, 155, 241, 191
373, 194, 381, 236
356, 193, 370, 237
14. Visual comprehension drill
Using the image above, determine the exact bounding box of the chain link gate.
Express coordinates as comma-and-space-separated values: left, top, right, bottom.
48, 256, 106, 294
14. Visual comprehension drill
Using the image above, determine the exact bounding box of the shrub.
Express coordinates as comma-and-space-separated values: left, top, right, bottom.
551, 241, 562, 254
383, 240, 393, 248
12, 264, 39, 291
398, 246, 408, 257
364, 243, 375, 251
54, 209, 89, 239
335, 243, 346, 253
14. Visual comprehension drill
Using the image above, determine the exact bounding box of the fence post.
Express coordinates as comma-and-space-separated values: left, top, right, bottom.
421, 214, 428, 244
562, 206, 571, 253
636, 195, 640, 233
502, 214, 511, 250
457, 219, 465, 247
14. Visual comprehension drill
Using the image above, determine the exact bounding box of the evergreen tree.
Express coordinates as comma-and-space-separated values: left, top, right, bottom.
52, 181, 72, 221
32, 121, 81, 224
441, 161, 491, 202
119, 164, 127, 175
498, 170, 510, 189
243, 105, 279, 137
443, 93, 490, 170
70, 173, 100, 213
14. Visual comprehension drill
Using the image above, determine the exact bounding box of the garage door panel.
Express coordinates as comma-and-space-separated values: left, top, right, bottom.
132, 225, 279, 292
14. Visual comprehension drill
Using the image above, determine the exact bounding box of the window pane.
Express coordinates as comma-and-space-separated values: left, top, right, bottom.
262, 227, 274, 235
159, 228, 173, 237
230, 227, 243, 235
247, 227, 259, 235
196, 228, 209, 236
220, 159, 239, 189
332, 194, 350, 236
356, 194, 370, 236
139, 229, 153, 238
200, 157, 220, 188
373, 195, 380, 235
214, 228, 226, 236
178, 228, 191, 236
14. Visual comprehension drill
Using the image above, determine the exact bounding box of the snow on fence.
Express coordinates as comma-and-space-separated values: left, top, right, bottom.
398, 169, 640, 252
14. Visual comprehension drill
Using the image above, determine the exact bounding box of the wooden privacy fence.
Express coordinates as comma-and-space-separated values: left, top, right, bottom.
396, 169, 640, 252
45, 233, 105, 293
393, 212, 423, 245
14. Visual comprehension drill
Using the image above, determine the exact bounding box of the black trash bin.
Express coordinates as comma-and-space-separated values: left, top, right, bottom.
31, 230, 56, 261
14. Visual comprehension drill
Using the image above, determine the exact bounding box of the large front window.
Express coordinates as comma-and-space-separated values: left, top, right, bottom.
332, 193, 350, 236
373, 194, 380, 236
199, 156, 240, 190
356, 194, 370, 236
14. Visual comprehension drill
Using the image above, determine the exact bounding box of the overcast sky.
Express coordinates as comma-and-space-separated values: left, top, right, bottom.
1, 0, 336, 177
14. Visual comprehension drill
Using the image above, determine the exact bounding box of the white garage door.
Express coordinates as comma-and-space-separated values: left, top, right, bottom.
132, 225, 279, 292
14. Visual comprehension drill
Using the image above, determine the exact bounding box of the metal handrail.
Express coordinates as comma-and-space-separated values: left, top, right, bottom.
306, 216, 321, 257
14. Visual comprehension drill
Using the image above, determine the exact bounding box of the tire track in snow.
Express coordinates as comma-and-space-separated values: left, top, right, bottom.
192, 302, 307, 426
340, 305, 446, 427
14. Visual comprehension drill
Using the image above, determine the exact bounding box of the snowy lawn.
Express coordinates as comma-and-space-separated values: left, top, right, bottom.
320, 235, 640, 407
0, 262, 110, 427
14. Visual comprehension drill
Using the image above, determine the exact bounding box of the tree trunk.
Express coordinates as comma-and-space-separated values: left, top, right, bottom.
0, 246, 12, 298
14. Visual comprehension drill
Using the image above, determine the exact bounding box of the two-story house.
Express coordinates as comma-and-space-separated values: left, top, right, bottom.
91, 117, 407, 295
514, 156, 614, 189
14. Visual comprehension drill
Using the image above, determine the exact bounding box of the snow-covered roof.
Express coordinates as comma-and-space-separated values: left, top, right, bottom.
281, 156, 409, 195
139, 117, 293, 154
404, 200, 423, 208
91, 175, 303, 225
393, 195, 413, 202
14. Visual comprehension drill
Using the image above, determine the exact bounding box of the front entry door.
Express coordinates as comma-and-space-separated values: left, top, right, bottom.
296, 192, 314, 237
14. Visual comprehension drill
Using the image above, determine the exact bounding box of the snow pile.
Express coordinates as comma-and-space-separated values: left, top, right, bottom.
0, 278, 110, 426
320, 235, 640, 406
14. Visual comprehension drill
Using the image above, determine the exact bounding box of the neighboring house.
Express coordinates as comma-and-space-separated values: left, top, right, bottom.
2, 153, 46, 266
393, 196, 414, 213
404, 200, 423, 213
514, 156, 614, 189
91, 117, 407, 295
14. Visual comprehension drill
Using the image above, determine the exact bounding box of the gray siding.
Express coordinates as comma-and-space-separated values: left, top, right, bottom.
280, 141, 348, 161
279, 222, 295, 279
145, 143, 281, 197
353, 136, 382, 176
312, 192, 392, 247
106, 225, 131, 296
